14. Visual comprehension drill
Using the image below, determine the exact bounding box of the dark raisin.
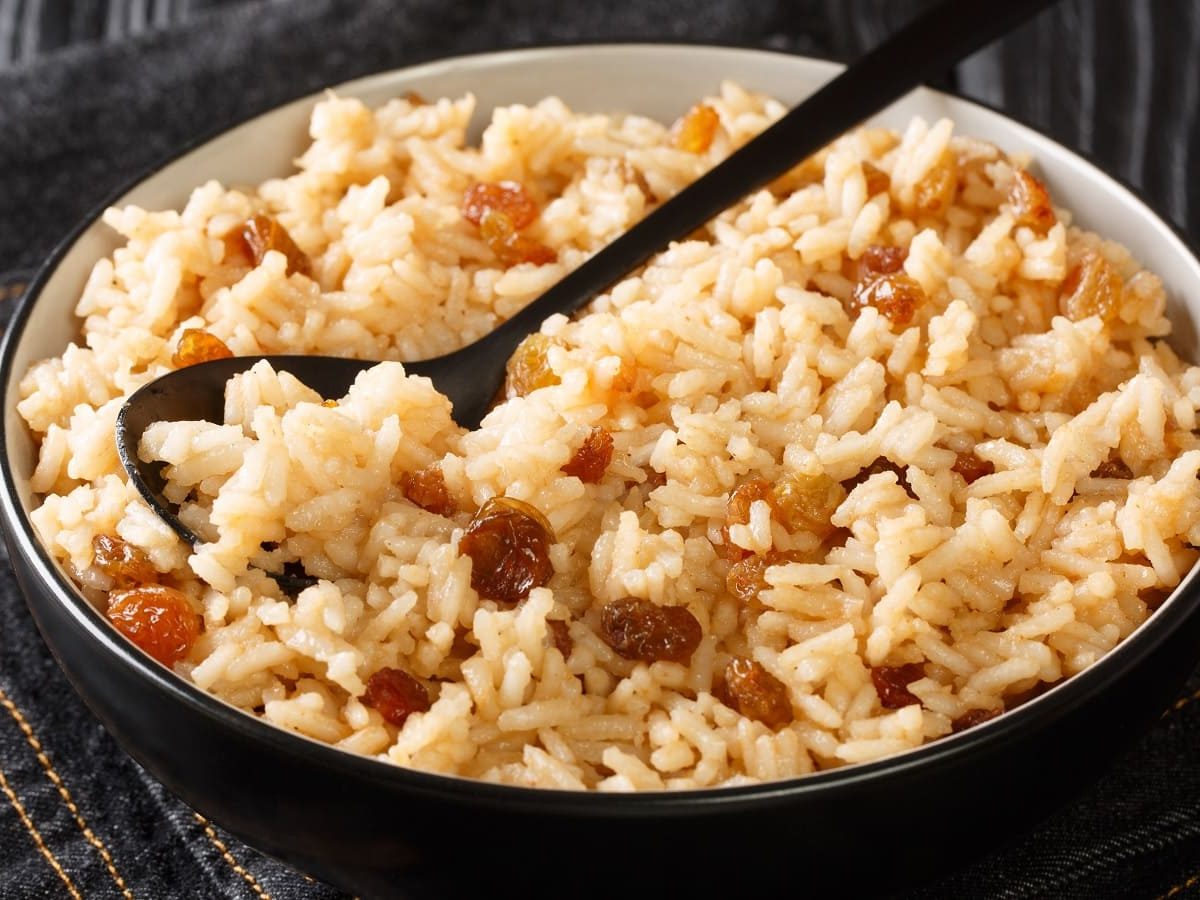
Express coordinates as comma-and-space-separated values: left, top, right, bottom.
952, 452, 995, 485
643, 468, 668, 490
951, 707, 1002, 733
401, 465, 457, 516
1141, 586, 1172, 608
107, 585, 200, 667
242, 214, 310, 276
860, 244, 907, 276
842, 457, 913, 497
1091, 457, 1133, 479
362, 668, 431, 728
92, 534, 156, 588
561, 428, 614, 483
459, 497, 555, 604
871, 663, 925, 709
546, 619, 573, 658
714, 657, 793, 728
599, 598, 702, 664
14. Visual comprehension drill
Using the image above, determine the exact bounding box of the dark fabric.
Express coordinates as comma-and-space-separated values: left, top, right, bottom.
1, 1, 1199, 897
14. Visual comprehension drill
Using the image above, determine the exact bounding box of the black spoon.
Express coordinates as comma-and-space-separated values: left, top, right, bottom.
117, 0, 1060, 572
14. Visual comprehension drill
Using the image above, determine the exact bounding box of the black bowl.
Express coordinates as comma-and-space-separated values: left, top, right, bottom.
4, 46, 1200, 897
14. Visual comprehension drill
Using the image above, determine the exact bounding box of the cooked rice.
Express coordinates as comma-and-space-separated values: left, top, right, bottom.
18, 83, 1200, 790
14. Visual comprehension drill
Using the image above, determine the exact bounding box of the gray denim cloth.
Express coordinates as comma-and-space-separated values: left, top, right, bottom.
1, 1, 1199, 897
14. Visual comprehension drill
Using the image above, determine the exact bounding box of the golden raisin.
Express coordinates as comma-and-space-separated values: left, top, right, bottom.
952, 452, 995, 485
871, 663, 925, 709
92, 534, 156, 588
242, 214, 311, 276
107, 584, 200, 667
721, 479, 775, 561
362, 668, 430, 728
478, 207, 515, 246
772, 473, 845, 540
862, 161, 891, 197
599, 598, 702, 664
714, 658, 793, 728
1009, 169, 1056, 234
849, 272, 927, 327
1060, 249, 1124, 323
547, 619, 573, 658
609, 358, 639, 393
562, 428, 614, 484
951, 707, 1002, 733
462, 181, 540, 230
479, 208, 557, 268
172, 328, 234, 368
220, 229, 254, 268
1092, 457, 1133, 479
860, 244, 908, 276
498, 239, 554, 269
726, 550, 809, 603
727, 554, 770, 603
400, 465, 457, 517
504, 234, 557, 266
505, 333, 562, 399
671, 104, 720, 154
459, 497, 555, 604
910, 150, 959, 216
403, 90, 428, 106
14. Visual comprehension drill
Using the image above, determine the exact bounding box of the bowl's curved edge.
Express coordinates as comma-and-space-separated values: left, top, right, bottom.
2, 42, 1200, 824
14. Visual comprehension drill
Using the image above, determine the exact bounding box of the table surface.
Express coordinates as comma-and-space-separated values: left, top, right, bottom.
1, 1, 1199, 897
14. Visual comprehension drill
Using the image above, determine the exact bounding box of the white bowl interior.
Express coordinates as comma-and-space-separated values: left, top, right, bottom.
8, 43, 1200, 575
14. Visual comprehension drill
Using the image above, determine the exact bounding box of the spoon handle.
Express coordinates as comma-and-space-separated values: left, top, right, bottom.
479, 0, 1059, 359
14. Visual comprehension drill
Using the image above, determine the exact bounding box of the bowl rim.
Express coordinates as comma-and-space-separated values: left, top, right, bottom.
3, 41, 1200, 815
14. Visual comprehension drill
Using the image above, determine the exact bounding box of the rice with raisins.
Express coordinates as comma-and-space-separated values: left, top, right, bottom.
18, 84, 1200, 790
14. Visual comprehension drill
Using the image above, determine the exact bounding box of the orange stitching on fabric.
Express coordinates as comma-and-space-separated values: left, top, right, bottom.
0, 762, 84, 900
195, 813, 271, 900
0, 689, 134, 899
1160, 869, 1200, 899
1164, 686, 1200, 717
